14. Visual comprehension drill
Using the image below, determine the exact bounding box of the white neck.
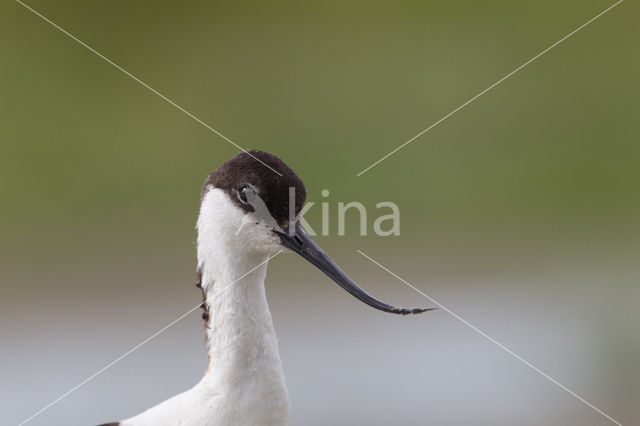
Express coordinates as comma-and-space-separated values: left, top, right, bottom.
196, 188, 291, 425
202, 250, 274, 368
199, 248, 289, 398
122, 189, 290, 426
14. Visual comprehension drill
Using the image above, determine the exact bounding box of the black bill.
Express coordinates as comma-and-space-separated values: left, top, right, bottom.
276, 222, 435, 315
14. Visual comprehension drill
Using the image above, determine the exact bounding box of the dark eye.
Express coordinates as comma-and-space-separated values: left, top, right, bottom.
237, 185, 250, 204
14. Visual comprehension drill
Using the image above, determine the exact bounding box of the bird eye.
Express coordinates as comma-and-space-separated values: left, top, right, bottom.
238, 185, 250, 204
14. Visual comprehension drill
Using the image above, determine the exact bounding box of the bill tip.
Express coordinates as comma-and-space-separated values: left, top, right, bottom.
397, 307, 437, 315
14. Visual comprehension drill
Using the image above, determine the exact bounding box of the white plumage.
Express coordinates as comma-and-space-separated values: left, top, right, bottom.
122, 188, 290, 426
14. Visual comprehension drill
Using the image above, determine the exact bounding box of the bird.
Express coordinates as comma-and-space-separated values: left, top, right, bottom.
98, 150, 432, 426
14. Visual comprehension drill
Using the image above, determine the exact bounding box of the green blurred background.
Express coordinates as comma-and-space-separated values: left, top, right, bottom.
1, 1, 638, 425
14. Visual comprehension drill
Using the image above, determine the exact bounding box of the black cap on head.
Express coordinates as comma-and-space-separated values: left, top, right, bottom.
201, 150, 306, 226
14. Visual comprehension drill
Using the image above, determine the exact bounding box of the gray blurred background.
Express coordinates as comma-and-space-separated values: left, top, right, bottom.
1, 1, 638, 425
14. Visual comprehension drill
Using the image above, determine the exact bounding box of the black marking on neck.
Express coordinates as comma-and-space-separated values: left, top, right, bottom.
96, 422, 119, 426
196, 266, 211, 363
201, 150, 306, 227
196, 267, 209, 321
